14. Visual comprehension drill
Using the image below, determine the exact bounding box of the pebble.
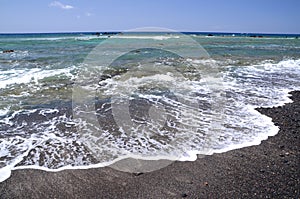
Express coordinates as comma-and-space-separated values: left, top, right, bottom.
181, 193, 188, 198
133, 172, 144, 176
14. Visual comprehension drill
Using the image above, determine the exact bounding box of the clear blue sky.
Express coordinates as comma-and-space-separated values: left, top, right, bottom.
1, 0, 299, 33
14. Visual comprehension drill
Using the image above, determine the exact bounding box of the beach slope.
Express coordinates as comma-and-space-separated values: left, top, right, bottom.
0, 91, 299, 198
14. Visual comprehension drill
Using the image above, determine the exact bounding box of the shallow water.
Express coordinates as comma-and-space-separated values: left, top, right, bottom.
0, 32, 300, 181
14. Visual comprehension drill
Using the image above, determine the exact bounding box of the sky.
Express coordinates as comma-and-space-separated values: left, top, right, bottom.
0, 0, 299, 34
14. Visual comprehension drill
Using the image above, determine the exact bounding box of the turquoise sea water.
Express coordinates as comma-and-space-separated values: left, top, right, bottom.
0, 32, 300, 180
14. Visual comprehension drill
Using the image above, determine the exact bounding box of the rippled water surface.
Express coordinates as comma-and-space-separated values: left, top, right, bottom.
0, 32, 300, 180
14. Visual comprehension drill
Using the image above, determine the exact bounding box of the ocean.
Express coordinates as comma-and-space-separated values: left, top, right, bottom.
0, 31, 300, 181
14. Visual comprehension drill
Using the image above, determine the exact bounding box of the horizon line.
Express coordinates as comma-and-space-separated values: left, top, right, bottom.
0, 30, 299, 35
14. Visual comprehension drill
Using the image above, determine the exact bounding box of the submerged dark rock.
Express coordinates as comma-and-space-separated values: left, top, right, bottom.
2, 50, 14, 53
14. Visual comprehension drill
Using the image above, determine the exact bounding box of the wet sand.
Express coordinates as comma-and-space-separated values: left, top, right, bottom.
0, 91, 299, 199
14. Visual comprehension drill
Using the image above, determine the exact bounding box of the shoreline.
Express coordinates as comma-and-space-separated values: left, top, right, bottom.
0, 91, 299, 198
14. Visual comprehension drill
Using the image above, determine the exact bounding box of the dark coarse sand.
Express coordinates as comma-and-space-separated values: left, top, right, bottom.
0, 91, 299, 199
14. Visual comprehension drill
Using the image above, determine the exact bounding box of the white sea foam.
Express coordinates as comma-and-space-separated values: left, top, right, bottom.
0, 58, 299, 182
2, 35, 179, 42
0, 107, 10, 117
18, 37, 75, 41
111, 35, 180, 40
0, 166, 11, 182
0, 66, 75, 89
0, 50, 30, 59
39, 109, 59, 116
